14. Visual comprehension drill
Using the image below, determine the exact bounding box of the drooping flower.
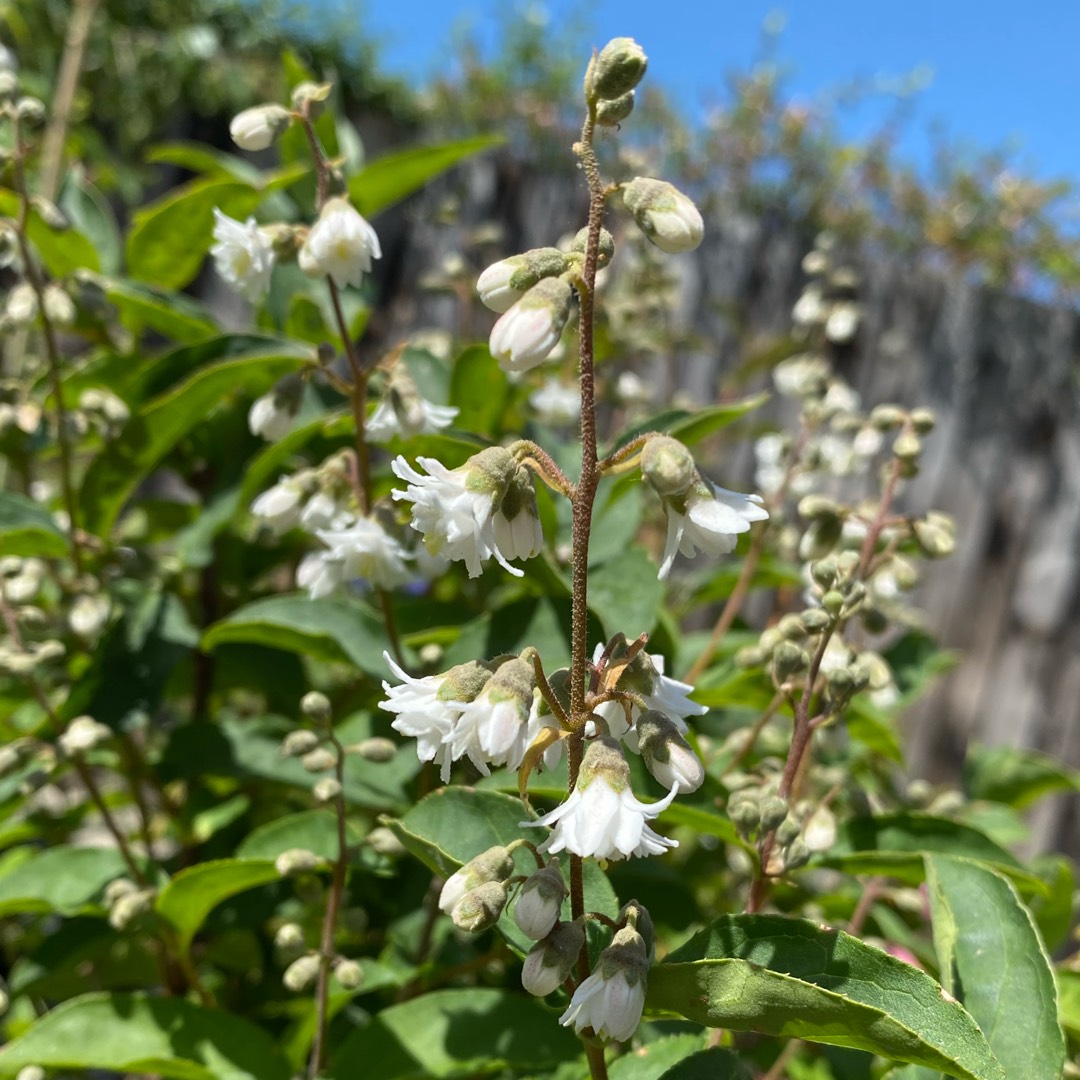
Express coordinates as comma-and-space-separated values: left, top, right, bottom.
251, 476, 304, 534
391, 448, 542, 579
379, 653, 492, 779
489, 277, 573, 374
513, 860, 567, 940
522, 919, 584, 997
560, 924, 649, 1041
211, 209, 275, 303
248, 375, 303, 442
366, 370, 458, 443
314, 516, 413, 590
621, 177, 704, 254
525, 737, 678, 860
299, 197, 381, 290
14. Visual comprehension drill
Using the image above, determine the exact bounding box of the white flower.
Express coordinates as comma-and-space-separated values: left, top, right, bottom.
211, 209, 275, 303
296, 551, 342, 599
636, 711, 705, 793
68, 593, 111, 638
438, 866, 472, 915
621, 177, 704, 254
792, 286, 826, 327
299, 491, 345, 531
299, 197, 381, 290
529, 378, 580, 425
312, 517, 413, 592
229, 104, 291, 151
58, 715, 112, 756
526, 738, 678, 860
522, 920, 584, 997
489, 278, 573, 374
560, 925, 649, 1041
251, 476, 304, 534
367, 387, 458, 443
391, 452, 541, 579
513, 862, 566, 940
476, 257, 526, 313
248, 391, 293, 441
6, 282, 37, 327
826, 302, 860, 344
658, 481, 769, 580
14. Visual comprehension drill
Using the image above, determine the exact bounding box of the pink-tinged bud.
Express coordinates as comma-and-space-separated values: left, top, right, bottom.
622, 177, 704, 254
488, 277, 573, 374
229, 104, 292, 151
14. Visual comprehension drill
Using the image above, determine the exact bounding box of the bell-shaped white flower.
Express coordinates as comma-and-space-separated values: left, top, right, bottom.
367, 371, 458, 443
391, 448, 542, 579
489, 277, 573, 374
211, 209, 275, 303
657, 480, 769, 580
522, 919, 584, 997
560, 924, 649, 1041
317, 517, 412, 589
513, 860, 567, 940
299, 197, 381, 290
525, 738, 678, 860
380, 653, 492, 777
248, 393, 293, 441
299, 490, 346, 532
296, 551, 341, 599
229, 104, 291, 151
442, 655, 535, 777
621, 177, 704, 254
251, 476, 304, 534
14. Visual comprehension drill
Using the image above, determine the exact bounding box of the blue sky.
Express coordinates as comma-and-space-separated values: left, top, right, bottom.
299, 0, 1080, 189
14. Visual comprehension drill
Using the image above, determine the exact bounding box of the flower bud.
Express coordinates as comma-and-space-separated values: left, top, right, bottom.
489, 277, 573, 373
452, 880, 508, 933
275, 848, 323, 876
301, 747, 337, 773
58, 715, 111, 757
910, 408, 936, 433
571, 226, 616, 267
775, 817, 802, 846
588, 37, 648, 101
335, 958, 364, 989
366, 826, 406, 857
438, 844, 516, 915
514, 861, 567, 940
772, 642, 809, 683
596, 90, 635, 127
759, 795, 789, 832
283, 954, 321, 992
803, 805, 837, 852
798, 495, 842, 521
799, 608, 832, 633
870, 404, 907, 430
274, 922, 306, 952
301, 691, 332, 722
522, 919, 584, 997
728, 793, 760, 836
230, 104, 292, 151
912, 514, 955, 558
636, 710, 705, 793
622, 177, 704, 254
892, 431, 922, 460
291, 81, 332, 115
777, 613, 806, 640
640, 435, 696, 498
16, 1066, 45, 1080
16, 96, 46, 128
280, 729, 321, 758
799, 517, 843, 561
350, 737, 396, 762
313, 777, 342, 803
43, 284, 76, 326
6, 283, 37, 328
821, 589, 845, 617
108, 887, 155, 930
784, 839, 811, 869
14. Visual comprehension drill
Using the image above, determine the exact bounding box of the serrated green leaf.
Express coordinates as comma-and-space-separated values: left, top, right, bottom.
201, 594, 393, 677
648, 914, 1004, 1080
0, 846, 128, 917
328, 988, 578, 1079
963, 743, 1080, 809
156, 859, 279, 953
450, 343, 510, 438
348, 135, 503, 218
826, 813, 1046, 896
77, 342, 312, 536
0, 491, 68, 557
0, 992, 291, 1079
924, 854, 1064, 1080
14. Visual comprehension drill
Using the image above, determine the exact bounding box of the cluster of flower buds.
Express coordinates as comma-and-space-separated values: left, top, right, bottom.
727, 787, 811, 872
380, 648, 537, 782
390, 445, 544, 579
792, 233, 862, 345
639, 435, 768, 579
438, 844, 517, 932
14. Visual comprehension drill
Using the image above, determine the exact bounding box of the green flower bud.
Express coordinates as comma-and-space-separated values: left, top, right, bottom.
759, 795, 789, 832
784, 839, 811, 869
588, 37, 648, 101
775, 817, 802, 846
350, 737, 397, 762
799, 516, 843, 561
301, 747, 337, 773
910, 407, 936, 433
335, 958, 364, 989
892, 431, 922, 460
821, 590, 845, 617
641, 435, 696, 498
869, 404, 907, 430
571, 227, 615, 267
777, 614, 806, 640
313, 777, 342, 803
275, 848, 323, 876
291, 81, 332, 116
811, 557, 839, 589
452, 880, 508, 933
596, 90, 635, 126
797, 495, 842, 520
734, 645, 765, 669
728, 793, 760, 836
283, 954, 321, 992
622, 177, 704, 254
280, 729, 320, 758
301, 691, 332, 722
772, 641, 809, 683
274, 922, 306, 953
912, 514, 956, 558
799, 608, 832, 633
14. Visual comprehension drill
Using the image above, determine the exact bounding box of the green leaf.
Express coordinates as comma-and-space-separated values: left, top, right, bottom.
608, 1035, 734, 1080
0, 992, 291, 1080
348, 136, 503, 218
0, 188, 100, 274
58, 170, 121, 275
156, 859, 280, 953
924, 854, 1065, 1080
386, 787, 619, 954
0, 846, 128, 917
449, 343, 510, 438
963, 743, 1080, 809
589, 545, 665, 637
201, 594, 393, 677
78, 341, 312, 536
826, 813, 1046, 896
126, 176, 260, 289
327, 987, 580, 1080
104, 278, 218, 344
655, 1048, 751, 1080
609, 393, 769, 454
1028, 854, 1076, 952
146, 141, 263, 184
1057, 969, 1080, 1040
647, 914, 1004, 1080
0, 491, 68, 557
237, 809, 363, 861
